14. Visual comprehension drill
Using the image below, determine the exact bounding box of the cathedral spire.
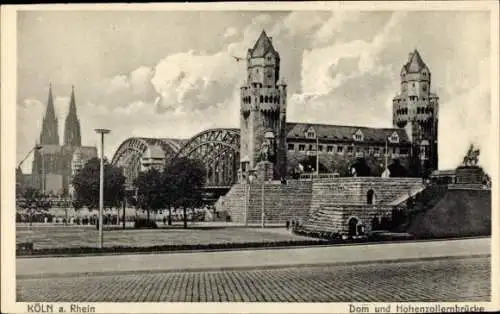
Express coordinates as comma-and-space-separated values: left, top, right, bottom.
64, 85, 81, 146
39, 83, 59, 145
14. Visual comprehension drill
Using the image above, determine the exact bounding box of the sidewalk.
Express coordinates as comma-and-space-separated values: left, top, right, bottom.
16, 237, 490, 278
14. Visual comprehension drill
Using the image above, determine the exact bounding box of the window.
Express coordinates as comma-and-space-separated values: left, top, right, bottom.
347, 146, 353, 154
309, 144, 313, 151
374, 147, 380, 155
400, 148, 408, 155
298, 144, 305, 151
356, 146, 362, 153
392, 147, 397, 154
305, 126, 316, 139
422, 84, 427, 92
318, 145, 323, 152
288, 143, 294, 151
353, 129, 364, 142
327, 146, 333, 153
337, 146, 344, 153
389, 132, 400, 143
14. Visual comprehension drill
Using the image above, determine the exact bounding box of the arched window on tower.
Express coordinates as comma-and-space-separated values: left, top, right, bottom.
260, 95, 263, 103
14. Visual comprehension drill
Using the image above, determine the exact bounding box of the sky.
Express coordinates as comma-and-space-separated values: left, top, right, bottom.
16, 10, 492, 174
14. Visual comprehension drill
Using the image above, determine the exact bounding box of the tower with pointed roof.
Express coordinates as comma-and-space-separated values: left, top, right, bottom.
39, 84, 60, 145
64, 85, 82, 147
240, 30, 287, 180
393, 49, 439, 177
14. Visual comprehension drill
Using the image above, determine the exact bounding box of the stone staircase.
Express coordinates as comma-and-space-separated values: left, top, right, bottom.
220, 180, 312, 225
219, 183, 247, 223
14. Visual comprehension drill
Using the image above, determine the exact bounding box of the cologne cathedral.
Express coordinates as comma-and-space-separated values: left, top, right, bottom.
27, 85, 97, 196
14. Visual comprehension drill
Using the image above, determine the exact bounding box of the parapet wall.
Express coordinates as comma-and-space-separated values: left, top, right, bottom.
310, 177, 424, 213
224, 177, 422, 225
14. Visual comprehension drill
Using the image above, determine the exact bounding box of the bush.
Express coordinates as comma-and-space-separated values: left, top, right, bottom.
134, 218, 158, 229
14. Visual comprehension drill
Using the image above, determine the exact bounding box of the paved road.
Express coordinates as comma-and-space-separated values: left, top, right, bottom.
17, 256, 490, 302
17, 238, 490, 278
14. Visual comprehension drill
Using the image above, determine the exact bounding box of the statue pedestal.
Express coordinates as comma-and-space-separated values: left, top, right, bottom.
455, 166, 484, 184
255, 161, 274, 182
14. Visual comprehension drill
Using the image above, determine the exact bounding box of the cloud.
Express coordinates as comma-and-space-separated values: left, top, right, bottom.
223, 27, 238, 39
17, 11, 493, 175
438, 57, 491, 173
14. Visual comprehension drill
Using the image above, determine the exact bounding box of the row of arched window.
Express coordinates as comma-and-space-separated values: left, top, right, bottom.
242, 95, 281, 104
395, 107, 434, 115
417, 107, 434, 114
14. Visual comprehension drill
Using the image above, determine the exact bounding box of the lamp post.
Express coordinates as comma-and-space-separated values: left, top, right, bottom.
95, 128, 110, 249
316, 135, 320, 177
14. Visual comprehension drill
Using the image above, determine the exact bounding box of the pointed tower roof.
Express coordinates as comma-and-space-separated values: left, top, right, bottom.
404, 49, 428, 73
249, 30, 278, 58
44, 83, 57, 120
67, 85, 77, 118
64, 85, 81, 147
39, 83, 60, 145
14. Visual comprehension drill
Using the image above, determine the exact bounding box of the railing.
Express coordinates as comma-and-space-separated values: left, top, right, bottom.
298, 173, 340, 180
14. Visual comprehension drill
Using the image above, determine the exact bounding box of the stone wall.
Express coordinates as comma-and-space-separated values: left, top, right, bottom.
309, 177, 423, 214
303, 204, 394, 234
222, 177, 422, 226
224, 180, 312, 225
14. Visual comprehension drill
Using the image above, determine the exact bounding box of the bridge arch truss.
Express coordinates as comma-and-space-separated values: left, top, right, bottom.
111, 137, 181, 189
173, 128, 240, 188
111, 129, 241, 190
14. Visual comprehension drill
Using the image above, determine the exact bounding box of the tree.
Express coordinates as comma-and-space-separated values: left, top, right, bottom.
134, 168, 166, 222
72, 157, 126, 210
164, 157, 206, 228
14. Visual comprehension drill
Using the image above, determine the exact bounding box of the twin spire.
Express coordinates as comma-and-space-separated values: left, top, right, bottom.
40, 84, 81, 147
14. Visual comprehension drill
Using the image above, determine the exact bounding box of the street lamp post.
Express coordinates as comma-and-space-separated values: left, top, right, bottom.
95, 128, 110, 249
316, 135, 320, 178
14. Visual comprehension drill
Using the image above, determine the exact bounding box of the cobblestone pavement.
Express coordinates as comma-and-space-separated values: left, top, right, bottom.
17, 256, 490, 302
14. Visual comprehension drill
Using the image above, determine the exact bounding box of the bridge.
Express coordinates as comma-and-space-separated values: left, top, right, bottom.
111, 128, 241, 195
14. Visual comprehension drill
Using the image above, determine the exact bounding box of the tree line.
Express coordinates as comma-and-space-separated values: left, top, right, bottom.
18, 156, 206, 229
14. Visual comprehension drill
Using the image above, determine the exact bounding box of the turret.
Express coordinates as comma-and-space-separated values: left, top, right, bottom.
393, 50, 439, 177
239, 30, 287, 180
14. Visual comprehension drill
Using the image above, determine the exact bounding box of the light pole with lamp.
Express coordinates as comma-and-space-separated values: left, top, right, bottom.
315, 134, 320, 178
95, 128, 110, 249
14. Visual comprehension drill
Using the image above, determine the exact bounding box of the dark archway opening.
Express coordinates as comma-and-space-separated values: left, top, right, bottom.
367, 189, 375, 205
348, 217, 358, 236
388, 159, 408, 177
350, 158, 372, 177
301, 156, 329, 173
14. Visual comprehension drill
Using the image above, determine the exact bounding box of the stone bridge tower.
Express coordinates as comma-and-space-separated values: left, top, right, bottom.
240, 30, 287, 181
393, 49, 439, 177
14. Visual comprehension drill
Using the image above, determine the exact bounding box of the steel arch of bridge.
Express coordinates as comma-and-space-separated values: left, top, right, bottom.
111, 137, 181, 189
173, 128, 241, 187
111, 129, 241, 190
